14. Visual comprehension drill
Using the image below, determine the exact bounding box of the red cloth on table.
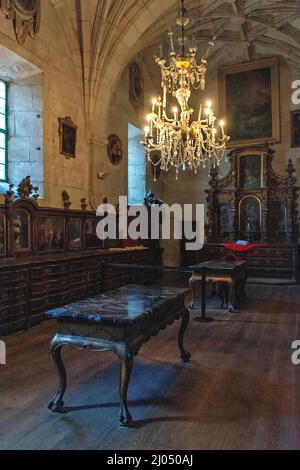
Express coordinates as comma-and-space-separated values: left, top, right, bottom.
223, 243, 258, 252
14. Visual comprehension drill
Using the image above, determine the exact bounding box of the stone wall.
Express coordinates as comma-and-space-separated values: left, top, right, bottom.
8, 74, 44, 195
0, 1, 88, 209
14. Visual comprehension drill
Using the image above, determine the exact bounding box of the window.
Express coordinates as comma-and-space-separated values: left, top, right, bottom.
128, 123, 146, 205
0, 80, 7, 182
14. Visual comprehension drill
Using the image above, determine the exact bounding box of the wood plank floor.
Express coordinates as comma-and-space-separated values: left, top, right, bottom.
1, 277, 300, 450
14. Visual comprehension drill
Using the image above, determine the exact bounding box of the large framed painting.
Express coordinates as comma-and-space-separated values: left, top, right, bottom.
219, 58, 280, 147
37, 217, 64, 251
291, 110, 300, 148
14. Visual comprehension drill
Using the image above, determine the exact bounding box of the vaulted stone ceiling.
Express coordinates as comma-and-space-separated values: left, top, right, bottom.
50, 0, 300, 130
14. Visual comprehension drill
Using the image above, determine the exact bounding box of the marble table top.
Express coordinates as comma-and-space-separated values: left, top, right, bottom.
45, 284, 187, 327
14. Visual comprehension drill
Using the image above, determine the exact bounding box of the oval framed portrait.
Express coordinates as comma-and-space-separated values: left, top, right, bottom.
107, 134, 123, 166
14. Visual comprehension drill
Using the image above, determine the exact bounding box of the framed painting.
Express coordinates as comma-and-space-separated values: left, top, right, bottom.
219, 58, 280, 147
13, 209, 31, 251
58, 116, 77, 159
107, 134, 123, 165
238, 154, 263, 189
291, 110, 300, 148
37, 217, 64, 251
0, 212, 5, 255
68, 218, 82, 250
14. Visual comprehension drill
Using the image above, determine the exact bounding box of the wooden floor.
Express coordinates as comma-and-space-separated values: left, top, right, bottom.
1, 276, 300, 450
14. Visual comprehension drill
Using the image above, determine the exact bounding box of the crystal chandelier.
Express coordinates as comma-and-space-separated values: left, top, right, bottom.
142, 0, 230, 180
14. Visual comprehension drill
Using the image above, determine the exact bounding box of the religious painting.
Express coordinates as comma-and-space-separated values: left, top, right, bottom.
239, 196, 261, 240
13, 209, 30, 251
0, 0, 41, 45
129, 62, 144, 109
219, 58, 280, 147
37, 217, 64, 251
68, 218, 82, 250
238, 154, 262, 189
85, 218, 99, 248
0, 212, 5, 255
58, 117, 77, 159
291, 110, 300, 148
107, 134, 123, 165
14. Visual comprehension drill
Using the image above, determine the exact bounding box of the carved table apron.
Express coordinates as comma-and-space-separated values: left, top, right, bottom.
45, 284, 191, 427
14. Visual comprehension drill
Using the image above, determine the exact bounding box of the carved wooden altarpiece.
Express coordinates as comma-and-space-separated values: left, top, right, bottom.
206, 144, 299, 244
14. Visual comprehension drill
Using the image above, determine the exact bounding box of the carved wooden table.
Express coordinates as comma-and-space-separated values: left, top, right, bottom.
45, 284, 191, 427
189, 260, 247, 321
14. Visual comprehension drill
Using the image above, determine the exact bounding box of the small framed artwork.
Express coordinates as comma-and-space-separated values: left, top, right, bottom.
291, 110, 300, 148
37, 217, 65, 251
12, 209, 31, 252
219, 57, 280, 147
58, 116, 77, 159
68, 218, 82, 250
107, 134, 123, 165
0, 212, 6, 255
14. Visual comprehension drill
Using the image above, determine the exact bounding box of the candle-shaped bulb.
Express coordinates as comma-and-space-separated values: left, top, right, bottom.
159, 44, 163, 58
168, 30, 175, 53
152, 98, 157, 112
144, 126, 150, 137
173, 107, 178, 122
206, 100, 212, 109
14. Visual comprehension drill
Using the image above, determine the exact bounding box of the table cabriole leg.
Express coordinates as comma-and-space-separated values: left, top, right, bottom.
118, 346, 134, 428
48, 337, 67, 413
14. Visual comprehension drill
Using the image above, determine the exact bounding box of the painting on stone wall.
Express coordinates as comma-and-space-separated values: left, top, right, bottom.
13, 209, 30, 251
37, 217, 64, 251
0, 213, 5, 255
68, 218, 82, 250
291, 110, 300, 148
58, 116, 77, 159
107, 134, 123, 165
219, 58, 280, 147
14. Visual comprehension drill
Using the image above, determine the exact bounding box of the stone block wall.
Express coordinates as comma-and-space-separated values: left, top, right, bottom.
8, 75, 44, 196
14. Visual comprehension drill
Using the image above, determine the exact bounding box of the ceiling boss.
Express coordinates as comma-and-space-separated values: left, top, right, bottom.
0, 0, 41, 45
142, 0, 230, 180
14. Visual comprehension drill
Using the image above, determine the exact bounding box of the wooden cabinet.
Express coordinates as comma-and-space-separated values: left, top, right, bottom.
182, 243, 298, 281
0, 247, 162, 336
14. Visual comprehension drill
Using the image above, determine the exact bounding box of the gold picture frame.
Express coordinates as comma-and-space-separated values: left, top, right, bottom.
219, 57, 280, 147
58, 116, 78, 159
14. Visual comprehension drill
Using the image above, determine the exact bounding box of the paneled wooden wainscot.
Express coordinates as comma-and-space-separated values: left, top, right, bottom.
0, 198, 163, 336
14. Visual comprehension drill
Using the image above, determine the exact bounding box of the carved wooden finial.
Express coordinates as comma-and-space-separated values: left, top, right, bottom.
80, 198, 88, 211
62, 191, 71, 209
17, 176, 39, 200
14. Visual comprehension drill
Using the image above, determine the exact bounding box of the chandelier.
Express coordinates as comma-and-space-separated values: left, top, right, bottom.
142, 0, 230, 180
